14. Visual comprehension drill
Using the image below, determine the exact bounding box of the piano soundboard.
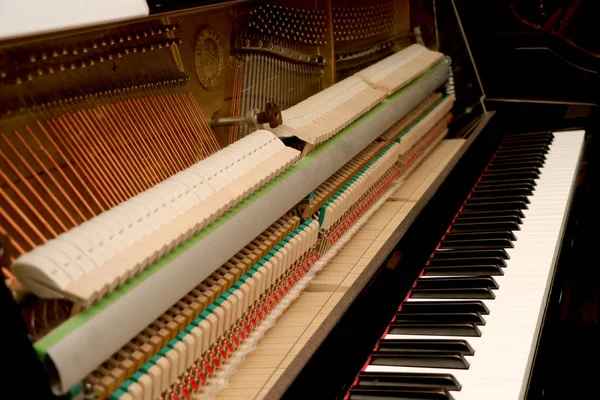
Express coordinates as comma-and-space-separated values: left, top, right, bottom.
0, 1, 589, 400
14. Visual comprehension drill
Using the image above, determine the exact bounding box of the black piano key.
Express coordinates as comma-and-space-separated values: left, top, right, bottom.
501, 136, 553, 146
504, 131, 551, 138
370, 352, 470, 369
389, 322, 482, 337
503, 131, 553, 139
392, 312, 485, 325
415, 277, 499, 290
497, 136, 551, 147
472, 180, 536, 192
499, 145, 550, 154
474, 177, 536, 188
490, 163, 545, 172
501, 133, 552, 143
428, 257, 507, 268
503, 130, 553, 138
489, 160, 545, 170
481, 165, 541, 176
423, 264, 504, 276
456, 208, 525, 219
356, 371, 462, 391
497, 140, 550, 150
481, 170, 540, 181
502, 136, 552, 145
432, 249, 509, 260
440, 238, 513, 249
409, 287, 496, 299
484, 162, 543, 172
479, 173, 541, 183
494, 143, 550, 154
400, 300, 490, 315
349, 387, 455, 400
492, 153, 547, 162
501, 137, 552, 145
465, 194, 530, 205
491, 153, 546, 163
450, 221, 521, 232
462, 200, 528, 211
486, 160, 544, 171
454, 212, 523, 224
377, 339, 475, 356
470, 185, 534, 197
495, 149, 549, 158
500, 143, 551, 152
499, 137, 551, 145
443, 231, 516, 242
489, 155, 546, 165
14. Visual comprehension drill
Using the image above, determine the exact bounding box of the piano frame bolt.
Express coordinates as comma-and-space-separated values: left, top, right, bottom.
211, 102, 283, 129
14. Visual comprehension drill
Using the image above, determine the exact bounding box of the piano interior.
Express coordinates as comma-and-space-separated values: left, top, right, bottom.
0, 1, 596, 399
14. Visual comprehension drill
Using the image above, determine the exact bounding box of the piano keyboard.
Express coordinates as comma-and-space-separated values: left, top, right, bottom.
12, 130, 300, 306
351, 130, 585, 400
